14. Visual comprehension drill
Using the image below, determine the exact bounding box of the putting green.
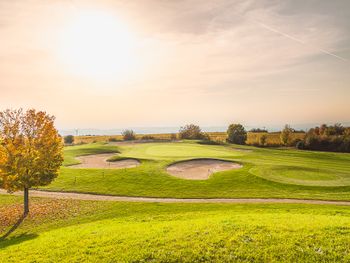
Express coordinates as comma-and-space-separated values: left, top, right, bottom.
120, 142, 242, 160
250, 166, 350, 186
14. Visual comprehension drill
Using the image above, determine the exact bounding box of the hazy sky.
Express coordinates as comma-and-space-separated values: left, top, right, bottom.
0, 0, 349, 129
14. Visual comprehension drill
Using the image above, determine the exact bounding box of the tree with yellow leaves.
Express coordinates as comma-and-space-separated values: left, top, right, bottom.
0, 109, 63, 216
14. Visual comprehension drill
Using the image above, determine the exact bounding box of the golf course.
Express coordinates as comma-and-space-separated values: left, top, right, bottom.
2, 140, 350, 262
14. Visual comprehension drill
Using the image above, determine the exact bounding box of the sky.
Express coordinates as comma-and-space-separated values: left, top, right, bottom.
0, 0, 349, 130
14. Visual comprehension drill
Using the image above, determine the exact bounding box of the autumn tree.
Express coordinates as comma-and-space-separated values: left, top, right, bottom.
280, 124, 294, 146
227, 124, 247, 145
0, 109, 63, 216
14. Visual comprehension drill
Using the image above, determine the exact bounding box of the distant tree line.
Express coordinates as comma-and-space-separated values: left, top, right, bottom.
249, 128, 268, 133
65, 122, 350, 153
301, 124, 350, 152
178, 122, 350, 153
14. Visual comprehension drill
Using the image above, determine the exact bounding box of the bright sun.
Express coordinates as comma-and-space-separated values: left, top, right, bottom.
57, 10, 137, 79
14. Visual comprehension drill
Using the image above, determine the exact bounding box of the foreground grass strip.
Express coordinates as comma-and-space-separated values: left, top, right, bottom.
0, 195, 350, 262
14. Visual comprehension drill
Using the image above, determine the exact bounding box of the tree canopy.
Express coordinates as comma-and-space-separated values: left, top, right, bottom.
0, 109, 63, 214
227, 124, 247, 145
178, 124, 206, 140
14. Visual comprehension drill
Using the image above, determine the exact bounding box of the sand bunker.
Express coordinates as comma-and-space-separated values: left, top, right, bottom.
166, 159, 242, 180
70, 153, 140, 169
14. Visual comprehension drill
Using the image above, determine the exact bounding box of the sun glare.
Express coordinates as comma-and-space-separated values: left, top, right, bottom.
57, 10, 137, 79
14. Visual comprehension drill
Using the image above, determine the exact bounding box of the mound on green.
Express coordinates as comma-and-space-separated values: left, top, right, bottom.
1, 195, 350, 262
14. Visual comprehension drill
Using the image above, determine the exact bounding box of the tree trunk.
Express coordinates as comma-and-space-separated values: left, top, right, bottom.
24, 187, 29, 216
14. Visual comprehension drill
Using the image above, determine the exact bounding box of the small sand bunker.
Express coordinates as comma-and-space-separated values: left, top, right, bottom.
70, 153, 140, 169
167, 159, 242, 180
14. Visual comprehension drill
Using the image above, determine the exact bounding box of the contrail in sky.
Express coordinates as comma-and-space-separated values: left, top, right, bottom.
254, 19, 349, 62
210, 2, 349, 63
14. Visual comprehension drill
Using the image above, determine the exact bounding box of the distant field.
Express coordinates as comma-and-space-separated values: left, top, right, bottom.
1, 195, 350, 262
74, 132, 305, 146
40, 141, 350, 200
246, 132, 305, 146
74, 133, 178, 143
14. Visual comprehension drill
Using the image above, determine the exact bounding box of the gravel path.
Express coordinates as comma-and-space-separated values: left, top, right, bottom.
1, 189, 350, 205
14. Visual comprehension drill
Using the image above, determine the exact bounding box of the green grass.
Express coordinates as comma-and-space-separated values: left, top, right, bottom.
41, 141, 350, 200
1, 195, 350, 262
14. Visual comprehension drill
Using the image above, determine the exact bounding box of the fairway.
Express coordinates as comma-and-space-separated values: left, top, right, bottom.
39, 141, 350, 201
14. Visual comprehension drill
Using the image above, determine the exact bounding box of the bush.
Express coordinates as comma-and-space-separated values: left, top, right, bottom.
226, 124, 247, 145
198, 139, 223, 145
141, 135, 155, 140
280, 125, 294, 146
179, 124, 206, 140
301, 124, 350, 152
108, 137, 119, 142
122, 130, 136, 141
170, 133, 177, 140
64, 135, 74, 144
295, 140, 305, 150
259, 134, 267, 147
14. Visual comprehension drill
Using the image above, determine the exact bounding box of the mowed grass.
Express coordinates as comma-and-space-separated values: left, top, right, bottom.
1, 195, 350, 262
41, 141, 350, 200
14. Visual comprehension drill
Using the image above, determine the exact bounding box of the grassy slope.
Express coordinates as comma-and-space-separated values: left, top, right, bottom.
1, 195, 350, 262
42, 141, 350, 200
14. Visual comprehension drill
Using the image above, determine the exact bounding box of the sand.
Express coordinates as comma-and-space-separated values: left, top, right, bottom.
166, 159, 242, 180
70, 153, 140, 169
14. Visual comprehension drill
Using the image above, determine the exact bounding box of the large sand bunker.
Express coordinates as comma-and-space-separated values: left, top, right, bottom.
70, 153, 140, 169
167, 159, 242, 180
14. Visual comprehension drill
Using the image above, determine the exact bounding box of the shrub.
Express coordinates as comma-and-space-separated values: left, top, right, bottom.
108, 137, 119, 142
170, 133, 177, 140
179, 124, 206, 140
280, 125, 294, 146
302, 124, 350, 152
64, 135, 74, 145
344, 128, 350, 136
295, 140, 305, 150
141, 135, 155, 140
259, 134, 267, 147
226, 124, 247, 145
122, 130, 136, 141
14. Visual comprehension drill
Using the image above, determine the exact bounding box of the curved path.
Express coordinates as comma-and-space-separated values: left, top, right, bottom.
1, 189, 350, 205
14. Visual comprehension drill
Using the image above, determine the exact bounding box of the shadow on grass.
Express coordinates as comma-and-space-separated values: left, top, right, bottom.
0, 233, 38, 249
1, 214, 26, 239
0, 214, 38, 249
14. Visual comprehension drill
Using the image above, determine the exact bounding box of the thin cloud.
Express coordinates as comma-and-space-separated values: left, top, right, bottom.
253, 19, 349, 63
